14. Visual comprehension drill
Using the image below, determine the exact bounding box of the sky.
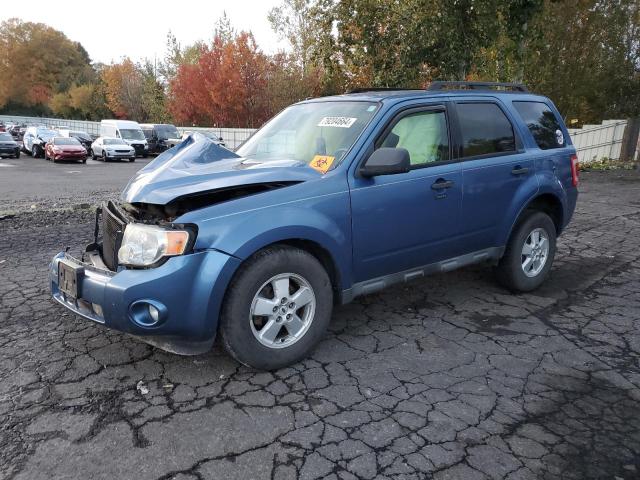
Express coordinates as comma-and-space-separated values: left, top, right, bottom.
0, 0, 287, 64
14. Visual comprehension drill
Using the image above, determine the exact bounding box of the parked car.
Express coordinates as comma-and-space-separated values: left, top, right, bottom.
90, 137, 136, 162
0, 132, 20, 158
44, 137, 87, 163
58, 129, 93, 152
50, 82, 578, 370
177, 130, 226, 147
23, 126, 57, 157
140, 123, 181, 154
100, 120, 148, 157
9, 124, 27, 141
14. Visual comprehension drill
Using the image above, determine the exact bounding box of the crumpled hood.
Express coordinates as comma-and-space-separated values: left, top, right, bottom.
121, 133, 320, 205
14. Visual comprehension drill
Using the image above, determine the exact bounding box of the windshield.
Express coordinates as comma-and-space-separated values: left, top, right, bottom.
120, 129, 145, 140
156, 125, 180, 139
104, 138, 127, 145
0, 133, 13, 141
54, 137, 80, 145
236, 101, 379, 165
37, 129, 57, 141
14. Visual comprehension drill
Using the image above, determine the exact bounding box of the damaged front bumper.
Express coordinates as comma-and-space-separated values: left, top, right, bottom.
49, 248, 240, 355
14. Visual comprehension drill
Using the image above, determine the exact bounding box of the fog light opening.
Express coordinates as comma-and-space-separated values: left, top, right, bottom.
129, 300, 167, 327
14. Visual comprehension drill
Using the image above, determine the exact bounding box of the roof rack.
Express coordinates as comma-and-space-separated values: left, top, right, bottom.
346, 87, 417, 94
427, 81, 529, 92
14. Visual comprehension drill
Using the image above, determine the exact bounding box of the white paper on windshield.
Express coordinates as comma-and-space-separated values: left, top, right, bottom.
317, 117, 357, 128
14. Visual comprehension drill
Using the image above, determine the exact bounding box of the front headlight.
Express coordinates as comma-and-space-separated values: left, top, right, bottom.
117, 224, 191, 267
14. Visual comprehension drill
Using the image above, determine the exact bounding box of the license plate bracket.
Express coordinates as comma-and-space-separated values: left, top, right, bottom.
58, 260, 84, 299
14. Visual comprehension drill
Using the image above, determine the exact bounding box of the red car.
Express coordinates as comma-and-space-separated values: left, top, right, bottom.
44, 137, 87, 163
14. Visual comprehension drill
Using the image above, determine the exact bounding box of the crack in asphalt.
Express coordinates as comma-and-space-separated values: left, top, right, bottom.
0, 171, 639, 479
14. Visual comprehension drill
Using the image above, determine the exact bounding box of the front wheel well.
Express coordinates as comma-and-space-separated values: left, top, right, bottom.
522, 194, 563, 234
274, 239, 341, 298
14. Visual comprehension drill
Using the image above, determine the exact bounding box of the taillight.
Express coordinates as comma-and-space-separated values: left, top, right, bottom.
570, 154, 579, 187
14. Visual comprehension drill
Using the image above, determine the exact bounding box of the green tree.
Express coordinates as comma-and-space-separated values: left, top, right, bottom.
524, 0, 640, 124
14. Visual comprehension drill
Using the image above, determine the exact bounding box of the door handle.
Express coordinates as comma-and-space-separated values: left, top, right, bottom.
511, 166, 529, 175
431, 179, 454, 190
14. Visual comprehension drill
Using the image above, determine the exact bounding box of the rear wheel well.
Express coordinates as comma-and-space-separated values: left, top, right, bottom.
522, 194, 563, 233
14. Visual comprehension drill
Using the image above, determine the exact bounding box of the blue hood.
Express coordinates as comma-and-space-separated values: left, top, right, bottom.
121, 134, 321, 204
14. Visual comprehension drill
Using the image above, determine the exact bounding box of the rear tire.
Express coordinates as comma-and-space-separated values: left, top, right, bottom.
220, 246, 333, 370
495, 211, 557, 292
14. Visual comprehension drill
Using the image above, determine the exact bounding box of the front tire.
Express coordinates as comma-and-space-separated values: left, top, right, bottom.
15, 151, 20, 159
220, 246, 333, 370
495, 211, 557, 292
129, 157, 135, 162
32, 145, 40, 158
91, 149, 97, 160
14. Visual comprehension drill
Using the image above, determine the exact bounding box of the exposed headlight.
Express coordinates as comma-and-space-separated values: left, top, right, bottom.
117, 224, 191, 267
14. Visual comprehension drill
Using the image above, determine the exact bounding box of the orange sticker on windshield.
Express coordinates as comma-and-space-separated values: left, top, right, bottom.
310, 155, 335, 174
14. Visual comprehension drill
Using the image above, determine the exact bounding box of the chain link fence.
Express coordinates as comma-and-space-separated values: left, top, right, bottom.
0, 115, 257, 150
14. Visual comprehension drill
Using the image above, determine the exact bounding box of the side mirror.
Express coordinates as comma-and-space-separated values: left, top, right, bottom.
359, 147, 410, 177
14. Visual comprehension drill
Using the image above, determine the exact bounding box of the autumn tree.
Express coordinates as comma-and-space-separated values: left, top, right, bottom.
168, 31, 273, 127
101, 58, 145, 119
0, 18, 94, 112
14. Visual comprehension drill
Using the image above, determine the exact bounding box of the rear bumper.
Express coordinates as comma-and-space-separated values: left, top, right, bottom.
561, 186, 579, 233
49, 249, 241, 354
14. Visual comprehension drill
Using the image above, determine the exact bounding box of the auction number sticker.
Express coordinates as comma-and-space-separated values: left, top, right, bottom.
317, 117, 357, 128
309, 155, 335, 174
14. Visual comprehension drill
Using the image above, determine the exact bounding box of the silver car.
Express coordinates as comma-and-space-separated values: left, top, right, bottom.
90, 137, 136, 162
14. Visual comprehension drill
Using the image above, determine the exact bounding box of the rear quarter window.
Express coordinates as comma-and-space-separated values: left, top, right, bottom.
456, 103, 516, 158
513, 101, 564, 149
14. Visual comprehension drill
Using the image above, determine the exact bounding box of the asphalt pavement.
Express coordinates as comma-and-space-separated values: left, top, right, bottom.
1, 164, 639, 479
0, 154, 153, 214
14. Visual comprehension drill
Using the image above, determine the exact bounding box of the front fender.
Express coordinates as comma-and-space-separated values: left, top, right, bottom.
189, 197, 352, 290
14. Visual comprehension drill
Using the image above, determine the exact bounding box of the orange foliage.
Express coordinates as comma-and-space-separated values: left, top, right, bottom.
169, 33, 271, 128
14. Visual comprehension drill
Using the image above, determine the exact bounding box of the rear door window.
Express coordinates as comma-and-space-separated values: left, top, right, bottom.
456, 103, 516, 158
513, 101, 564, 149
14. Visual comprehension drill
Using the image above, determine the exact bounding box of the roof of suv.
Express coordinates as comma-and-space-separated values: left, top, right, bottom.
304, 82, 550, 104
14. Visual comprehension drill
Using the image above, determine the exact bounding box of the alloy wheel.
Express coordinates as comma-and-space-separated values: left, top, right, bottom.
521, 227, 549, 277
249, 273, 316, 349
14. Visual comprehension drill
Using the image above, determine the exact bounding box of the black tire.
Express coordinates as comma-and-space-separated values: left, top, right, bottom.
32, 145, 40, 158
129, 158, 135, 162
81, 157, 87, 164
495, 211, 557, 292
14, 151, 20, 159
220, 245, 333, 370
91, 149, 97, 160
102, 151, 108, 162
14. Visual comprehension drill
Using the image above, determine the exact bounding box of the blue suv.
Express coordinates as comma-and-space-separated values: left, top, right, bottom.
50, 82, 579, 370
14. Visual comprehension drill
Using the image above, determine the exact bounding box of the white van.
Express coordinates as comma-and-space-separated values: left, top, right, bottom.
100, 120, 148, 157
